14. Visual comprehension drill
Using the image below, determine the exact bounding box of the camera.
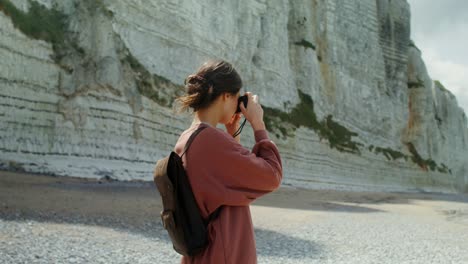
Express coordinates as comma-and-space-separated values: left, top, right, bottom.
236, 95, 248, 113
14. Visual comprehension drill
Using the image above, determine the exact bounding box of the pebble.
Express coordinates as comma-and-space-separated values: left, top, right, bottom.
1, 204, 468, 264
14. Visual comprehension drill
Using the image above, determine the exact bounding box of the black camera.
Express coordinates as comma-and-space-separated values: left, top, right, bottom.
236, 95, 248, 113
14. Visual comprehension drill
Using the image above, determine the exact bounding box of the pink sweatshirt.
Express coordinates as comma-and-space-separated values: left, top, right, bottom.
173, 122, 283, 264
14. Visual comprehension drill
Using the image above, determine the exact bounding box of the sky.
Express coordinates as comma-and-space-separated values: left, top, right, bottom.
408, 0, 468, 116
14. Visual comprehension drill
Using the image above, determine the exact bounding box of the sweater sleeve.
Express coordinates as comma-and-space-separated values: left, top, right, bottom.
186, 127, 283, 213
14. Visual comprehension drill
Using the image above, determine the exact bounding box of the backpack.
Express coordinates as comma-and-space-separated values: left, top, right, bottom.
153, 125, 222, 256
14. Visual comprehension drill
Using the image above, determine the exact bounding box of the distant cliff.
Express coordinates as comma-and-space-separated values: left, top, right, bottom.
1, 0, 467, 192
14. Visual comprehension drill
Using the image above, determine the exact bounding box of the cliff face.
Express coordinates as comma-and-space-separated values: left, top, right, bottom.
1, 0, 467, 192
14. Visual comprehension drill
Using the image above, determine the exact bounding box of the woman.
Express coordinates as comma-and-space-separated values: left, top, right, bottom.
173, 59, 283, 264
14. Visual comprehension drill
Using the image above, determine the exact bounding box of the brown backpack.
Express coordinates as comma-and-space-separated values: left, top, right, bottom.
153, 126, 222, 256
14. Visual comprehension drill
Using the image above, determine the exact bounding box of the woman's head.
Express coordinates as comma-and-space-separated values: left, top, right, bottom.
175, 60, 243, 120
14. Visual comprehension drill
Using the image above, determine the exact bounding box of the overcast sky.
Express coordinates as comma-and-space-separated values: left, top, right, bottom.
408, 0, 468, 116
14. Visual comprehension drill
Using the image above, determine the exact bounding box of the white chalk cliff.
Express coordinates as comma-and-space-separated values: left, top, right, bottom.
1, 0, 467, 193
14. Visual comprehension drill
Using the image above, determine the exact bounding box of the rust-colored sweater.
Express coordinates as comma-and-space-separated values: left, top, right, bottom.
173, 122, 283, 264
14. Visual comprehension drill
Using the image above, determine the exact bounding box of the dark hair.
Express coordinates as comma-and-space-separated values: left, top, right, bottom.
175, 59, 243, 112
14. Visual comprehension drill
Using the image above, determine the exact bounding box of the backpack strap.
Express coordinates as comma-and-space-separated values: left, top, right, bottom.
208, 206, 223, 221
204, 206, 223, 226
179, 124, 224, 225
180, 125, 208, 159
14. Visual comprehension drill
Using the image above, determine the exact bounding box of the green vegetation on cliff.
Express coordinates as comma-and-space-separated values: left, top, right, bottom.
294, 39, 316, 50
368, 143, 450, 174
434, 80, 450, 93
408, 77, 424, 89
124, 53, 183, 107
405, 142, 451, 174
0, 0, 68, 59
263, 89, 360, 154
372, 146, 407, 161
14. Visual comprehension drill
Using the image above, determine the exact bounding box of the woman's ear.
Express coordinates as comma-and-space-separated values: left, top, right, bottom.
222, 92, 230, 101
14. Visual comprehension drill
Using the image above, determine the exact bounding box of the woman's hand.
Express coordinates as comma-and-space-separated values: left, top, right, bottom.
225, 112, 242, 143
239, 92, 265, 131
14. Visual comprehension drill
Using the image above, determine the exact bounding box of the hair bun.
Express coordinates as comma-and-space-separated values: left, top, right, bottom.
185, 74, 211, 96
176, 60, 242, 113
186, 74, 206, 85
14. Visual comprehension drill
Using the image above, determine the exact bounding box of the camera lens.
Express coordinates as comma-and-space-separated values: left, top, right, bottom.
236, 95, 248, 113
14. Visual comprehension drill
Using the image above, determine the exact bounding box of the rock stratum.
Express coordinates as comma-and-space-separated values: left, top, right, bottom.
0, 0, 467, 192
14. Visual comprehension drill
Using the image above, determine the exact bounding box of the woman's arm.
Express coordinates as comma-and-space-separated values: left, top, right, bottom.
186, 127, 283, 212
